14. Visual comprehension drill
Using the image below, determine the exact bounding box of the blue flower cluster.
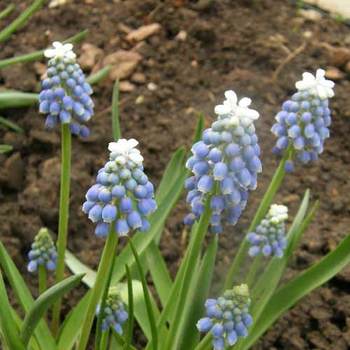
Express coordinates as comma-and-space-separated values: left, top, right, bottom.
197, 284, 252, 350
184, 91, 262, 233
39, 42, 94, 137
82, 139, 157, 237
27, 228, 57, 273
96, 287, 128, 334
247, 204, 288, 258
271, 69, 335, 171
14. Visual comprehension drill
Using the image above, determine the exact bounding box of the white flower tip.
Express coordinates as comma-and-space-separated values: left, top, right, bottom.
295, 69, 335, 100
108, 138, 143, 166
44, 41, 76, 60
269, 204, 288, 223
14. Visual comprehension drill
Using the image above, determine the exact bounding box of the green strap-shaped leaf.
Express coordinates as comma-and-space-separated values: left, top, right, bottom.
0, 0, 45, 43
57, 292, 90, 350
0, 66, 111, 110
176, 237, 218, 349
164, 199, 211, 349
129, 240, 158, 350
0, 30, 88, 69
0, 4, 15, 20
0, 242, 56, 349
145, 242, 172, 306
241, 233, 350, 350
0, 144, 13, 153
111, 80, 121, 141
0, 270, 25, 350
20, 274, 84, 346
124, 265, 134, 350
0, 116, 23, 133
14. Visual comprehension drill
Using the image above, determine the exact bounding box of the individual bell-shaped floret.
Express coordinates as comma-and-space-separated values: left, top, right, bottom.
197, 284, 253, 350
271, 69, 334, 171
27, 228, 57, 273
82, 139, 157, 237
39, 41, 94, 137
184, 90, 262, 234
247, 204, 288, 258
96, 287, 128, 334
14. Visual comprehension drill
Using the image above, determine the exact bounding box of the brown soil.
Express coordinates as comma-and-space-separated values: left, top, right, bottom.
0, 0, 350, 349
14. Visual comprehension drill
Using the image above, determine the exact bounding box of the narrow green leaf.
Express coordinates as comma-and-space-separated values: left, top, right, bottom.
0, 0, 45, 43
124, 265, 134, 350
0, 242, 56, 349
164, 199, 211, 349
145, 242, 172, 306
0, 4, 15, 20
177, 237, 218, 349
111, 80, 121, 141
0, 68, 110, 110
241, 234, 350, 350
0, 271, 25, 350
57, 292, 90, 350
0, 116, 23, 132
0, 91, 38, 109
193, 112, 205, 144
86, 65, 111, 85
129, 240, 158, 350
0, 30, 88, 69
155, 147, 186, 205
0, 144, 13, 153
20, 274, 84, 346
65, 250, 96, 286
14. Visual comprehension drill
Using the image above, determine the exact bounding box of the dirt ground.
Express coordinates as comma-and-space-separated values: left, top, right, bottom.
0, 0, 350, 349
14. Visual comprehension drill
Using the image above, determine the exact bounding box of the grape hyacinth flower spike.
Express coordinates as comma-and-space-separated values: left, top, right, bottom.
184, 90, 262, 233
82, 138, 157, 237
247, 204, 288, 258
27, 228, 57, 273
271, 69, 334, 172
39, 41, 94, 137
197, 284, 253, 350
96, 287, 128, 334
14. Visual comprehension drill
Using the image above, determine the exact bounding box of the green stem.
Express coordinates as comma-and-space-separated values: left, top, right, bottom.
77, 229, 118, 350
223, 149, 290, 290
38, 265, 47, 295
0, 29, 88, 69
0, 4, 15, 20
100, 329, 110, 350
164, 200, 211, 350
0, 0, 45, 43
51, 124, 72, 334
111, 80, 121, 141
245, 255, 263, 288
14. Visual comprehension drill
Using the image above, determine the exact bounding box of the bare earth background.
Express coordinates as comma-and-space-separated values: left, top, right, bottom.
0, 0, 350, 349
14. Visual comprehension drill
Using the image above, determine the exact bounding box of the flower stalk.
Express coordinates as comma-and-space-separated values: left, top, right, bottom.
51, 123, 72, 333
77, 229, 118, 350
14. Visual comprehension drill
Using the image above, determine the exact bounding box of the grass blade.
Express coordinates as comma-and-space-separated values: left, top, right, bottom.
145, 242, 172, 306
0, 270, 25, 350
57, 292, 90, 350
20, 274, 84, 347
0, 242, 56, 349
0, 0, 45, 43
129, 239, 158, 350
111, 80, 121, 140
177, 236, 218, 349
0, 4, 15, 20
0, 29, 88, 69
124, 265, 134, 350
0, 144, 13, 153
0, 115, 23, 132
